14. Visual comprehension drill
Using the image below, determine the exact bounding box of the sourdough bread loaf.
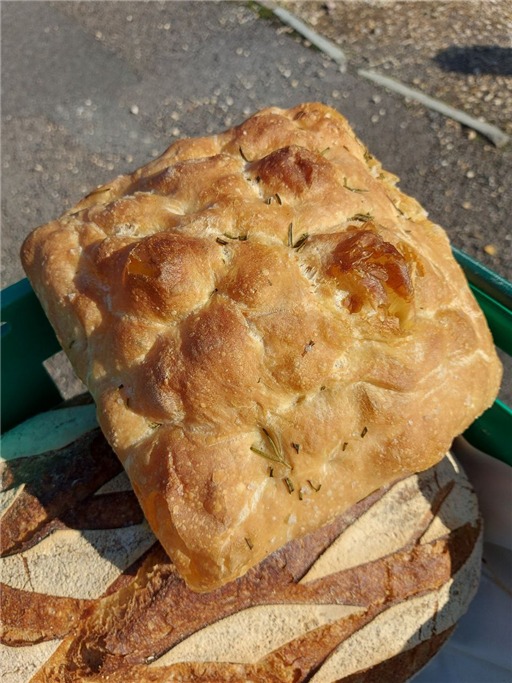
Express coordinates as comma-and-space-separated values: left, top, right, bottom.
21, 103, 500, 591
1, 410, 481, 683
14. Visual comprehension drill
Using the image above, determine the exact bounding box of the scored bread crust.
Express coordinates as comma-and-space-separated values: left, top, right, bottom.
21, 103, 501, 592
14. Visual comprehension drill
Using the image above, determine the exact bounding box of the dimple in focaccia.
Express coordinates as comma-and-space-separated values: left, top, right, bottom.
21, 103, 501, 591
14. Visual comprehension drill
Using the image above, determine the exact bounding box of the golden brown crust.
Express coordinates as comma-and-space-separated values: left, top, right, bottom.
21, 103, 501, 591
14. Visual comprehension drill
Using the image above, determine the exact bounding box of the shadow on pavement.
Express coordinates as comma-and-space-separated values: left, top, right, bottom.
435, 45, 512, 75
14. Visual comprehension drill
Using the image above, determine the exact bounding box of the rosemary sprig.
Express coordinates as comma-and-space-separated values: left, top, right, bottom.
216, 237, 228, 245
349, 212, 374, 222
250, 446, 281, 463
343, 178, 368, 193
250, 427, 292, 469
262, 427, 279, 456
288, 223, 293, 247
245, 537, 254, 550
361, 426, 368, 438
284, 477, 295, 494
293, 233, 308, 250
307, 480, 321, 492
250, 446, 292, 469
239, 146, 250, 162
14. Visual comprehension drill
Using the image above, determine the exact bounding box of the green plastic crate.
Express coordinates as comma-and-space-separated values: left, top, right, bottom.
2, 247, 512, 466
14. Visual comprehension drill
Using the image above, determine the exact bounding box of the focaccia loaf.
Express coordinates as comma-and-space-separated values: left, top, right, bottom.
21, 103, 501, 591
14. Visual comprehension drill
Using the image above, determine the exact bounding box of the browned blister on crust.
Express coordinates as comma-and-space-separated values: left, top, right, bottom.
21, 103, 501, 591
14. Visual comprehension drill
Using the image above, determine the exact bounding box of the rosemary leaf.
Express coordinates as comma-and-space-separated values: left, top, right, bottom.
268, 467, 274, 478
148, 422, 162, 429
320, 147, 330, 156
288, 223, 294, 247
349, 212, 374, 222
342, 442, 348, 451
307, 479, 321, 492
284, 477, 295, 494
262, 427, 280, 460
293, 233, 308, 250
245, 537, 254, 550
250, 446, 283, 465
294, 111, 305, 121
68, 340, 75, 349
266, 197, 273, 205
275, 193, 282, 205
343, 178, 368, 193
299, 490, 303, 500
292, 443, 300, 454
223, 233, 248, 241
361, 426, 368, 438
216, 237, 228, 245
239, 146, 249, 162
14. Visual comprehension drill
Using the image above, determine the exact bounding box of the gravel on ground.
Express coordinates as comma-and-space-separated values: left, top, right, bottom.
286, 1, 512, 135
